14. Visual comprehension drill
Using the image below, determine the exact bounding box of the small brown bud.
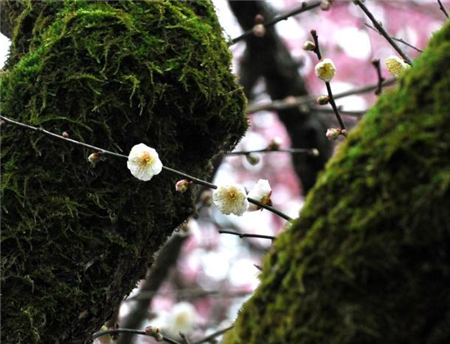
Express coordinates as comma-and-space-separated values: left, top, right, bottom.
254, 14, 264, 24
267, 137, 283, 151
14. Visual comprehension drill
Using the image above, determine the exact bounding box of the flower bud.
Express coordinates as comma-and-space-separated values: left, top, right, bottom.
252, 23, 266, 37
88, 152, 102, 166
302, 40, 316, 51
316, 95, 330, 105
326, 128, 341, 140
267, 137, 283, 151
385, 56, 410, 78
320, 1, 331, 10
254, 14, 264, 24
315, 58, 336, 82
62, 131, 69, 138
175, 179, 191, 193
246, 153, 261, 166
308, 148, 320, 157
200, 190, 213, 207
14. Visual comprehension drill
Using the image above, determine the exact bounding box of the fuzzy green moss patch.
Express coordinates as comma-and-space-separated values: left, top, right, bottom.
223, 21, 450, 344
1, 1, 247, 343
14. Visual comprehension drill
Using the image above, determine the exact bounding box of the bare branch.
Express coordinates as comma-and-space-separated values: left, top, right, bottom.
364, 23, 423, 53
192, 326, 234, 344
219, 230, 275, 241
231, 1, 321, 45
247, 78, 396, 114
437, 0, 449, 18
354, 0, 413, 65
93, 328, 181, 344
371, 58, 385, 95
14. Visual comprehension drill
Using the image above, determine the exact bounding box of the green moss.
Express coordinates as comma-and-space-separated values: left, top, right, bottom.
223, 22, 450, 344
1, 1, 247, 343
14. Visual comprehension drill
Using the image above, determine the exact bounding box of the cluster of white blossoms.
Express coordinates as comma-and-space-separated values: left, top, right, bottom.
385, 55, 410, 78
125, 144, 273, 217
127, 143, 163, 181
213, 179, 272, 216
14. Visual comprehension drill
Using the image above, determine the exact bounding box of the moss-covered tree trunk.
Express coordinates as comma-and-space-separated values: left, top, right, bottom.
223, 21, 450, 344
0, 1, 247, 343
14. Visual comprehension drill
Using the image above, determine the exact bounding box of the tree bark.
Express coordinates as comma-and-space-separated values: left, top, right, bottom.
223, 20, 450, 344
0, 2, 247, 343
228, 0, 332, 195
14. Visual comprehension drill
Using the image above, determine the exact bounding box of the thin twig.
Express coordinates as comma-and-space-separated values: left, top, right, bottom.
192, 326, 234, 344
92, 328, 181, 344
180, 333, 191, 344
354, 0, 412, 65
231, 1, 321, 45
0, 115, 129, 159
1, 115, 292, 222
310, 30, 346, 132
364, 23, 423, 53
247, 197, 292, 222
437, 0, 449, 18
0, 115, 217, 189
246, 78, 396, 114
371, 59, 385, 96
219, 230, 275, 241
127, 289, 251, 302
313, 107, 366, 117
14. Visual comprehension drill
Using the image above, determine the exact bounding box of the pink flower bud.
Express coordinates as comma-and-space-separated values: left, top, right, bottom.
175, 179, 191, 193
254, 14, 264, 24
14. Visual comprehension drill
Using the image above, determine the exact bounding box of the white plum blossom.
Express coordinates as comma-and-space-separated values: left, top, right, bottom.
165, 302, 197, 337
127, 143, 163, 181
385, 55, 410, 78
247, 179, 272, 211
315, 58, 336, 82
213, 184, 249, 216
